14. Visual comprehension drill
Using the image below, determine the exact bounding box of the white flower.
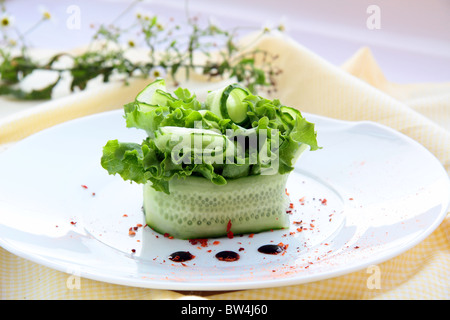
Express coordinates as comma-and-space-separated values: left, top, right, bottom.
277, 16, 289, 32
38, 5, 52, 21
0, 13, 15, 29
134, 7, 154, 21
261, 16, 290, 34
151, 66, 166, 79
128, 39, 136, 48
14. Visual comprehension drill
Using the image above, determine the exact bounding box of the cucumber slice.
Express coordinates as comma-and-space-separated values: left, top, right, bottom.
136, 102, 157, 113
124, 101, 156, 114
204, 87, 224, 118
154, 126, 233, 165
155, 126, 224, 152
143, 173, 290, 239
280, 106, 301, 123
205, 84, 250, 125
151, 89, 176, 106
220, 84, 250, 125
136, 78, 166, 104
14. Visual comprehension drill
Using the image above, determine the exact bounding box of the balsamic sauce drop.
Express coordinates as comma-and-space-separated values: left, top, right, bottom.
215, 250, 240, 262
257, 244, 285, 255
167, 242, 287, 264
169, 251, 195, 262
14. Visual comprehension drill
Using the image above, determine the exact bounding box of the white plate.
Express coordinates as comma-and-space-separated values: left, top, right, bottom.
0, 110, 448, 291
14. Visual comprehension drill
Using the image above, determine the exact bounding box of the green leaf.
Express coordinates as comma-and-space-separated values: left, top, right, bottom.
101, 80, 320, 193
101, 140, 147, 184
124, 105, 170, 137
290, 116, 320, 151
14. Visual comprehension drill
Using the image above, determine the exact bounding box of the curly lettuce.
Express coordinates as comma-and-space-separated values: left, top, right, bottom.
101, 79, 319, 194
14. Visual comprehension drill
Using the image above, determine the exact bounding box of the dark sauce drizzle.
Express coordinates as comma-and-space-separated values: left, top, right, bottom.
215, 251, 240, 262
169, 251, 195, 262
167, 244, 284, 264
257, 244, 285, 255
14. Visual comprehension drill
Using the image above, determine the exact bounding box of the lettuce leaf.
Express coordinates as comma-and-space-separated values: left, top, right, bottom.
101, 140, 147, 184
101, 80, 319, 193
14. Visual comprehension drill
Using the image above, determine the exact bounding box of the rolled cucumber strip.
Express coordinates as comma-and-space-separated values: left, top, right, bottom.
154, 126, 234, 164
220, 84, 250, 125
143, 173, 290, 239
135, 78, 166, 104
205, 84, 250, 125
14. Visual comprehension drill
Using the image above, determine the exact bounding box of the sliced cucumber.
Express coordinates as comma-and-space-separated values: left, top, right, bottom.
124, 101, 156, 115
135, 78, 166, 104
154, 126, 233, 165
136, 102, 158, 113
152, 89, 176, 106
280, 106, 301, 123
204, 87, 224, 119
205, 84, 250, 125
143, 173, 290, 239
220, 84, 250, 125
155, 126, 224, 152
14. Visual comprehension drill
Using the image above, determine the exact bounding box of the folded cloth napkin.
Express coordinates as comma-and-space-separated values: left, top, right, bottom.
0, 33, 448, 300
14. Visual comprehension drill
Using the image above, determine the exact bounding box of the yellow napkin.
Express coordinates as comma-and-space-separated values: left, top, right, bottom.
0, 33, 449, 300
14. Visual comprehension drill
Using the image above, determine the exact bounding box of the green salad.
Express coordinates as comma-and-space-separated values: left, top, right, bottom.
101, 79, 319, 239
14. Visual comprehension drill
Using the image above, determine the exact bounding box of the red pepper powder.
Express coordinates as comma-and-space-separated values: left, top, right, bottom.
189, 239, 209, 247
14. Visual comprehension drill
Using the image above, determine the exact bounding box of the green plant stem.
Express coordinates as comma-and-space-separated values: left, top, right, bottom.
0, 1, 280, 101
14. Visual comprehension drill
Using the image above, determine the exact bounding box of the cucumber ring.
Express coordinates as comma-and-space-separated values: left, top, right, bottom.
143, 173, 290, 239
219, 84, 250, 126
135, 78, 166, 104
